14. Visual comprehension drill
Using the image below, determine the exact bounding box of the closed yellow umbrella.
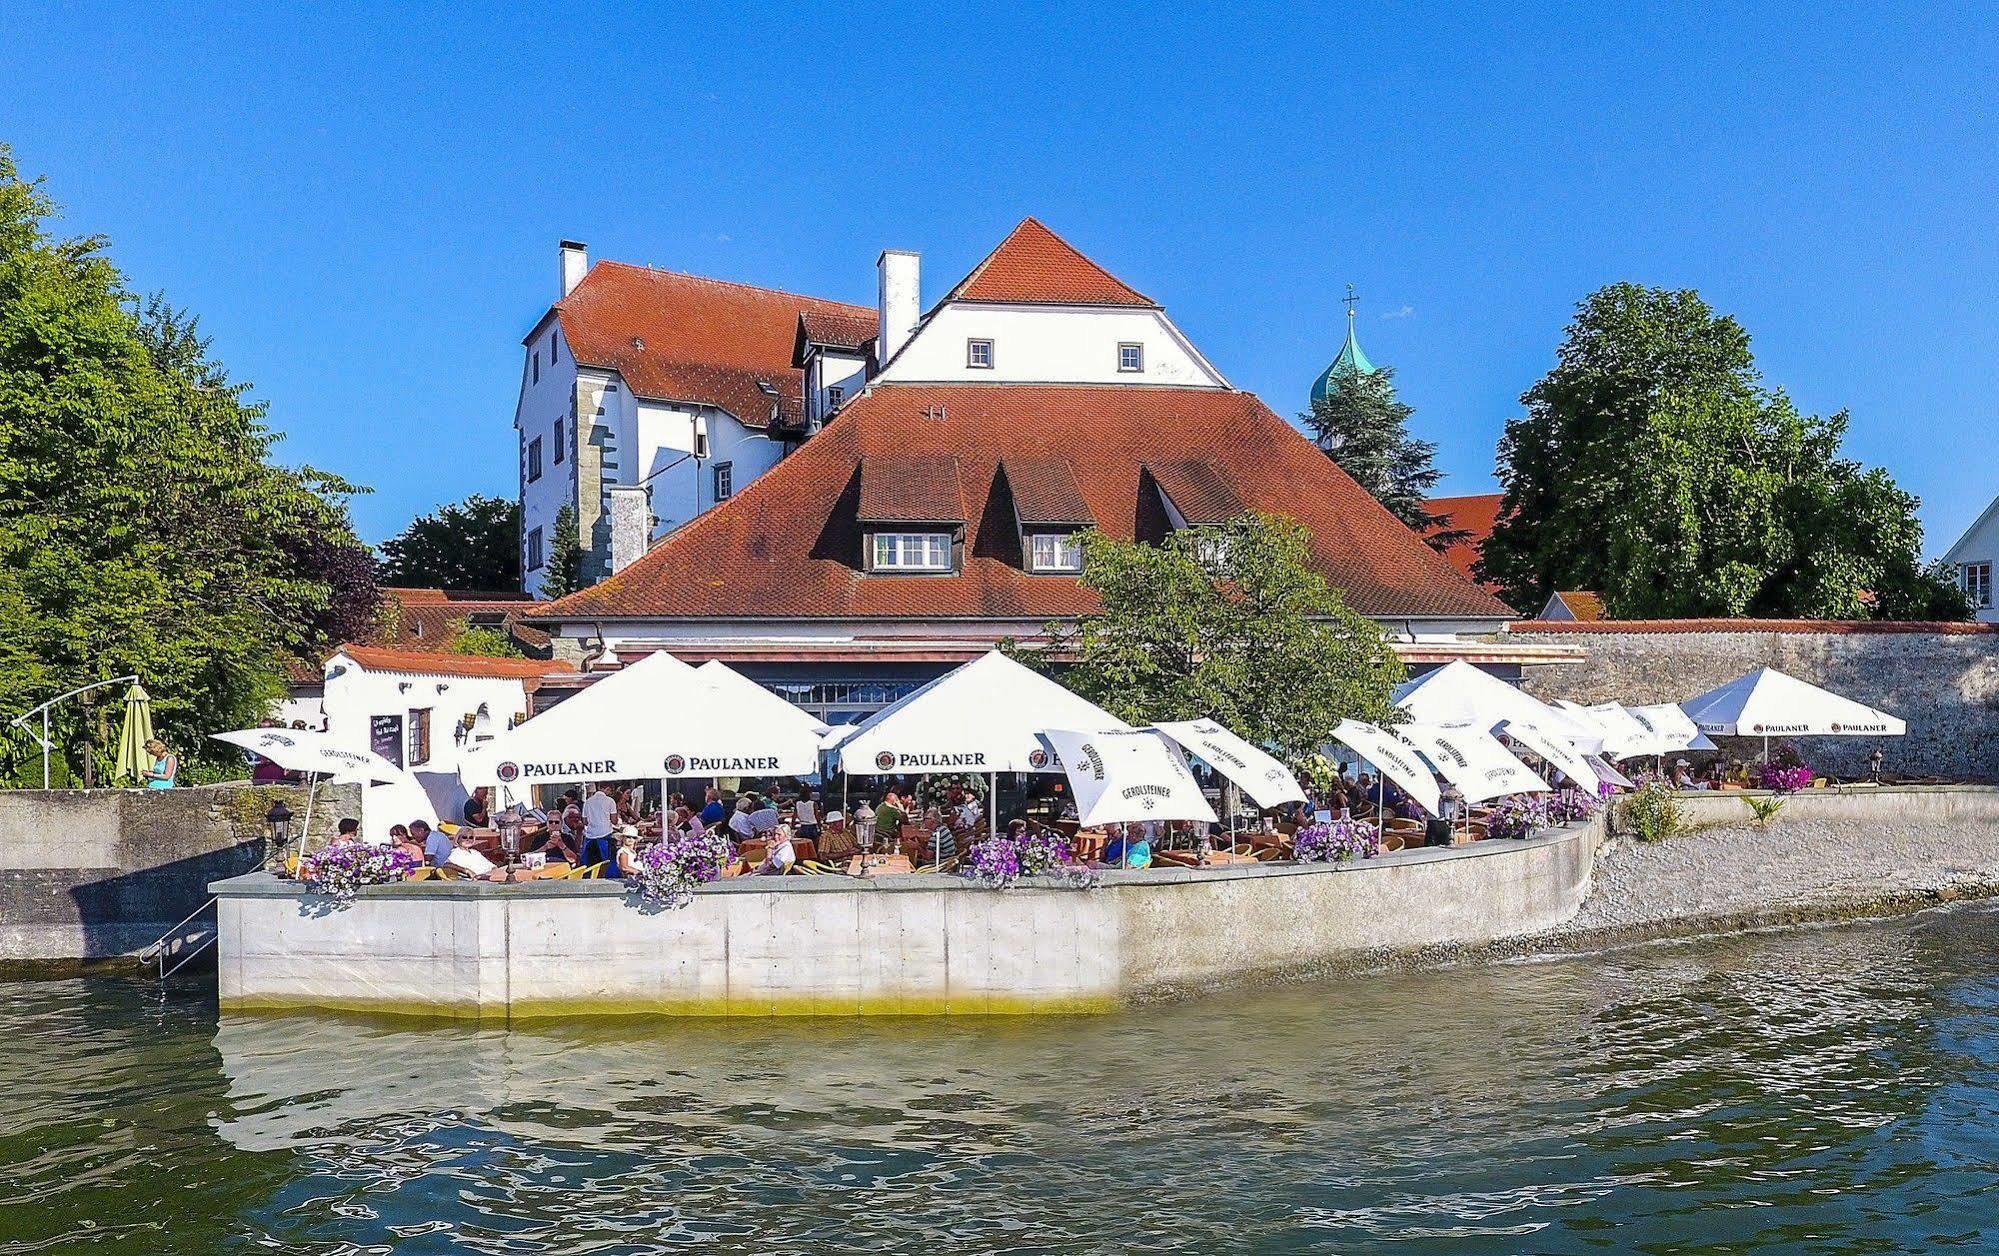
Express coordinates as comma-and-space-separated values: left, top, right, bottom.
114, 683, 153, 785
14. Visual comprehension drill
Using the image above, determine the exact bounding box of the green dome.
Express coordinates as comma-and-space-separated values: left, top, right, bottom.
1311, 312, 1377, 406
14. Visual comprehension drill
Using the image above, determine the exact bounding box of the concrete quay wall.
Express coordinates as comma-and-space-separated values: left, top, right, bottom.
211, 821, 1603, 1019
0, 781, 356, 962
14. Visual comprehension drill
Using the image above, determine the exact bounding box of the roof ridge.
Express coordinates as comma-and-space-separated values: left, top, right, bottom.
577, 260, 872, 314
939, 217, 1157, 308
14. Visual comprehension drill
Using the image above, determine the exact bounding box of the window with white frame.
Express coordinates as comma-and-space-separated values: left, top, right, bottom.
827, 384, 844, 409
526, 437, 543, 483
872, 531, 952, 572
1028, 532, 1084, 572
1963, 561, 1993, 609
713, 461, 734, 501
1117, 342, 1144, 372
966, 339, 995, 369
526, 526, 544, 571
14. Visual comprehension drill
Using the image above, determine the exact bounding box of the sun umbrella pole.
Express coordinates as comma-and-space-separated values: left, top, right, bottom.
296, 772, 320, 864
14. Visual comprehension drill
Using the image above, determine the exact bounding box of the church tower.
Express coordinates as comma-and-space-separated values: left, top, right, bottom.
1310, 284, 1377, 406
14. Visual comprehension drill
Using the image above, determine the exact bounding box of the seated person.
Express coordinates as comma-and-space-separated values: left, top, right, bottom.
749, 801, 782, 836
699, 787, 727, 828
388, 824, 424, 863
335, 817, 361, 843
728, 797, 758, 841
445, 829, 498, 878
927, 822, 958, 867
1100, 825, 1151, 869
415, 820, 450, 868
1668, 759, 1698, 790
752, 826, 797, 876
461, 787, 492, 828
534, 810, 584, 865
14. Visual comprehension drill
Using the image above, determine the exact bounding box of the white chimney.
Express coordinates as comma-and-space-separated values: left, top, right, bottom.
877, 249, 920, 365
560, 239, 588, 297
607, 485, 651, 574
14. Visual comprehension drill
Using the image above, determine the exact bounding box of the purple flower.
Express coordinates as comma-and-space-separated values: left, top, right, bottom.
1294, 819, 1379, 863
297, 842, 420, 903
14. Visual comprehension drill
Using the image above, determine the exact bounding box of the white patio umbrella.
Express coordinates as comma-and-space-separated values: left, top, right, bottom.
1395, 661, 1605, 754
1329, 719, 1442, 819
1582, 703, 1663, 762
1039, 729, 1217, 845
1395, 721, 1550, 807
831, 652, 1131, 864
696, 661, 830, 737
1148, 718, 1303, 848
1498, 719, 1601, 793
1584, 754, 1635, 790
461, 650, 822, 799
211, 728, 405, 860
1679, 666, 1906, 761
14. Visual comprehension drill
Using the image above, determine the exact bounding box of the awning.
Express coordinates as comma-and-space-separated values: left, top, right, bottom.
1039, 728, 1217, 826
1395, 660, 1605, 753
1329, 720, 1442, 818
1147, 719, 1306, 808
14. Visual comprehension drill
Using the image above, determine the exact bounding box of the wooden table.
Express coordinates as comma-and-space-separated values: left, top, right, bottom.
848, 854, 915, 877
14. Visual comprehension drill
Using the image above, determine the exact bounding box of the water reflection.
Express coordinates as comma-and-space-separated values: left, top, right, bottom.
6, 907, 1999, 1251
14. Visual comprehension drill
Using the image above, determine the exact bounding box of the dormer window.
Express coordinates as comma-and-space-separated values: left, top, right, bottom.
827, 385, 844, 409
1028, 532, 1084, 573
872, 532, 952, 572
967, 339, 995, 369
1118, 342, 1143, 373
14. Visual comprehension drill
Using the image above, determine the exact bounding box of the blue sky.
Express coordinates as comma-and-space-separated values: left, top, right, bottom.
7, 4, 1997, 552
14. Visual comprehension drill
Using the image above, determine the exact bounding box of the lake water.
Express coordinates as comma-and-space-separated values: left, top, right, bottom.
6, 907, 1999, 1254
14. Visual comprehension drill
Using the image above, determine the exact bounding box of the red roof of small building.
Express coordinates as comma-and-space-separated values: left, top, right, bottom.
1426, 493, 1506, 592
1546, 590, 1606, 622
537, 383, 1515, 623
375, 588, 553, 654
940, 218, 1159, 308
548, 263, 874, 429
332, 644, 579, 681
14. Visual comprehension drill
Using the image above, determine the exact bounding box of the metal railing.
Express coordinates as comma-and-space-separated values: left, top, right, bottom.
137, 896, 218, 979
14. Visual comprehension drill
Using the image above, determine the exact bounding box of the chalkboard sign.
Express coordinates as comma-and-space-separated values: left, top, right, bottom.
370, 714, 405, 768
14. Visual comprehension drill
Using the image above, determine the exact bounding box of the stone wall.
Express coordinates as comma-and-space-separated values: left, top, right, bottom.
1510, 623, 1999, 781
0, 782, 357, 962
210, 821, 1600, 1019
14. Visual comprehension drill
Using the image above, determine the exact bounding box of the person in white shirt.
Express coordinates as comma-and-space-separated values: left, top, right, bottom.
728, 797, 757, 840
753, 825, 796, 875
749, 804, 781, 836
794, 791, 820, 838
580, 782, 618, 867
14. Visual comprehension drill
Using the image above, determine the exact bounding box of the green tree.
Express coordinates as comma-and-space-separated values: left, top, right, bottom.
539, 504, 587, 599
1480, 283, 1967, 620
1301, 364, 1465, 551
0, 147, 374, 784
1039, 512, 1405, 762
448, 619, 524, 659
377, 493, 521, 590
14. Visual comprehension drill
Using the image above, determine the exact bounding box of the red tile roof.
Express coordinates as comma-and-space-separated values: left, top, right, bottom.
549, 263, 873, 429
374, 588, 552, 654
1146, 460, 1246, 525
537, 384, 1515, 623
940, 218, 1158, 308
1547, 590, 1606, 622
332, 644, 580, 681
1426, 493, 1505, 591
1002, 457, 1093, 525
858, 455, 968, 523
797, 309, 876, 351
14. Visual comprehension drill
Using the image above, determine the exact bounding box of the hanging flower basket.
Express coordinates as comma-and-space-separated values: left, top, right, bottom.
627, 830, 735, 909
297, 842, 419, 904
1292, 819, 1380, 863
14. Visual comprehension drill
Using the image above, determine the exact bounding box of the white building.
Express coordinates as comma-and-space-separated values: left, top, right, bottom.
514, 242, 876, 596
318, 645, 575, 820
1944, 495, 1999, 622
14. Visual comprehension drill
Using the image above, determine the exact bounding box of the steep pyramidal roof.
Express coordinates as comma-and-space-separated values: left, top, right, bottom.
940, 217, 1159, 308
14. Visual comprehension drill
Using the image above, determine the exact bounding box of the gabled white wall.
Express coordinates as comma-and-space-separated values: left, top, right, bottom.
806, 350, 868, 428
321, 654, 534, 826
876, 303, 1227, 387
1943, 494, 1999, 622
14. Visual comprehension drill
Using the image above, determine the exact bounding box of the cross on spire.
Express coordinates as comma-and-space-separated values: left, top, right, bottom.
1344, 283, 1360, 324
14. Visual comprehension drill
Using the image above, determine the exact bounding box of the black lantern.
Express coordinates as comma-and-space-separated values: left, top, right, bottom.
266, 799, 293, 848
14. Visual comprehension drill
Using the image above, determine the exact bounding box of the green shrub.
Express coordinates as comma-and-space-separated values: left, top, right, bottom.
1742, 794, 1787, 828
1619, 781, 1683, 843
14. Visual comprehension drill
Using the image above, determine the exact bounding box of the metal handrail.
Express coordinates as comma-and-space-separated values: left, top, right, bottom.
138, 895, 217, 976
8, 675, 140, 790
